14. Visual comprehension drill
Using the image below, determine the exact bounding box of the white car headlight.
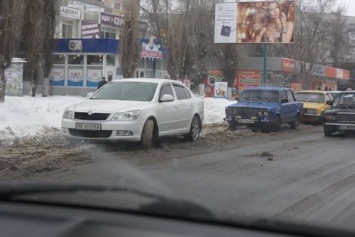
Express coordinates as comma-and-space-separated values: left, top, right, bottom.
112, 110, 141, 121
63, 108, 74, 119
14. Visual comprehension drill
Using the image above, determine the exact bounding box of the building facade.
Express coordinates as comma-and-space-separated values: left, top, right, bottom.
51, 0, 168, 96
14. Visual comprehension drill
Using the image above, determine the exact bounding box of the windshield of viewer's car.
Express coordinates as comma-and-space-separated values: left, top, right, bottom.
91, 81, 158, 101
240, 90, 279, 103
295, 93, 325, 103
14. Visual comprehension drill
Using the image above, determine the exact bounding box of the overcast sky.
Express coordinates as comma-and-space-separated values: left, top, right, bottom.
336, 0, 355, 16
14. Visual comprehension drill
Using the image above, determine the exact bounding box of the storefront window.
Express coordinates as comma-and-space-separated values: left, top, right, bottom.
53, 55, 65, 64
106, 55, 115, 66
68, 55, 84, 65
87, 55, 103, 65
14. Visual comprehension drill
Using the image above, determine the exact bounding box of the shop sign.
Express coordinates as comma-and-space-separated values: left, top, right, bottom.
282, 58, 295, 73
82, 21, 100, 39
326, 67, 336, 79
336, 69, 344, 79
311, 64, 326, 77
100, 12, 124, 27
236, 70, 260, 91
60, 6, 81, 20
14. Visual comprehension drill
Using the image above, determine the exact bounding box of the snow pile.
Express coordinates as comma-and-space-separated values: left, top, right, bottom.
0, 95, 236, 139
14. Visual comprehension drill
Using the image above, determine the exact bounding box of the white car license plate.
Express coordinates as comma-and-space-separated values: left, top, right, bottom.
76, 123, 101, 131
340, 125, 355, 131
237, 119, 255, 124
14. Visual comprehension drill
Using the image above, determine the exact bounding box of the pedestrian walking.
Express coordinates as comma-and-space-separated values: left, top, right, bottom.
97, 77, 107, 89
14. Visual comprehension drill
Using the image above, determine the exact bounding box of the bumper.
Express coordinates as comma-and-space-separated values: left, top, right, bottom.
61, 119, 144, 142
301, 113, 322, 122
324, 122, 355, 132
224, 117, 275, 127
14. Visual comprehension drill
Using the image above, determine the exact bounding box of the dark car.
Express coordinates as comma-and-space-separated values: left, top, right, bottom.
324, 91, 355, 136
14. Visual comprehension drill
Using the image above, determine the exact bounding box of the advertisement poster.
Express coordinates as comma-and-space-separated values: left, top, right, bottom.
5, 64, 24, 96
205, 70, 224, 97
214, 82, 228, 98
82, 21, 100, 39
214, 3, 238, 43
236, 70, 260, 91
237, 1, 295, 43
68, 69, 83, 87
49, 68, 65, 86
214, 1, 295, 43
87, 69, 102, 87
140, 36, 164, 60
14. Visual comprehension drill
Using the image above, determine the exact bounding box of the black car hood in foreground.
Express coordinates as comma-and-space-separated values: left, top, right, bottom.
1, 182, 355, 237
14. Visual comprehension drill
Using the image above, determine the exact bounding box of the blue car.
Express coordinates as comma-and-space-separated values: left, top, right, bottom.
224, 87, 303, 133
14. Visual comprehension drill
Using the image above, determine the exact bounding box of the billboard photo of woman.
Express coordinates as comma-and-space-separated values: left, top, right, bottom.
237, 1, 295, 43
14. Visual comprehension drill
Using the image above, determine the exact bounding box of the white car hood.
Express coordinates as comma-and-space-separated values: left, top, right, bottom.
69, 100, 151, 113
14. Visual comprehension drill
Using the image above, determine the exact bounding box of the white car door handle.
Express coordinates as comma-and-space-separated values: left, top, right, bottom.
175, 105, 179, 109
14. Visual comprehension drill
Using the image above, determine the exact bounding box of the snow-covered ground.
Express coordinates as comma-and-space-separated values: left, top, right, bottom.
0, 95, 235, 139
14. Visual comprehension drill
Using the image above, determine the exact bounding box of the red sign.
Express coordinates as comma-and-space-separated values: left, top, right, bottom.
236, 70, 260, 90
326, 67, 336, 78
282, 58, 295, 73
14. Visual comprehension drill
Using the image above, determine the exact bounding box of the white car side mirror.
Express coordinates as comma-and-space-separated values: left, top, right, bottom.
160, 94, 174, 102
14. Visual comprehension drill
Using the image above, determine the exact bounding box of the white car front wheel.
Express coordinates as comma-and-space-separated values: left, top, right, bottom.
141, 119, 155, 148
184, 116, 201, 142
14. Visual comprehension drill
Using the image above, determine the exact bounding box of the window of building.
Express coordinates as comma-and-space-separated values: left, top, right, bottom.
87, 55, 103, 65
106, 54, 115, 66
53, 55, 65, 64
68, 55, 84, 65
100, 27, 116, 39
62, 20, 73, 38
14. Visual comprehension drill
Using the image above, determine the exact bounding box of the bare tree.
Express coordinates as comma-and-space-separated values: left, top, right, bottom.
22, 0, 45, 96
42, 0, 57, 96
121, 0, 140, 78
0, 0, 25, 102
278, 0, 345, 89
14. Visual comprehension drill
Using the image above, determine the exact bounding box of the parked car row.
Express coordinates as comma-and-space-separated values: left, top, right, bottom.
60, 79, 354, 147
224, 87, 355, 136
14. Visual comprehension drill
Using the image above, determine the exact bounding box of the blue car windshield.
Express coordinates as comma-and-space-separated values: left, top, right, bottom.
240, 90, 279, 103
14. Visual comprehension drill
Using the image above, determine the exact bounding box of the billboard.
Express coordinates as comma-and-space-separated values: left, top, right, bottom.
215, 1, 295, 44
214, 3, 238, 43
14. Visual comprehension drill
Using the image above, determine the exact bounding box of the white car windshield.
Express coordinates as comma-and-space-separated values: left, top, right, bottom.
91, 81, 158, 101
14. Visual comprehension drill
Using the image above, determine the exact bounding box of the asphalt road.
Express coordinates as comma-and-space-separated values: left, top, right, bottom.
28, 125, 355, 228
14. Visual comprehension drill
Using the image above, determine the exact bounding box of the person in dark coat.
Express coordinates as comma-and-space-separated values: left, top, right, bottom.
97, 77, 107, 89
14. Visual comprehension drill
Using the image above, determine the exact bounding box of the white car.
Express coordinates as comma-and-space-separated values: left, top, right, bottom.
61, 78, 204, 148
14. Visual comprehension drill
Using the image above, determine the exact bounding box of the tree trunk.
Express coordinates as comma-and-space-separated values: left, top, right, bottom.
0, 67, 6, 103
